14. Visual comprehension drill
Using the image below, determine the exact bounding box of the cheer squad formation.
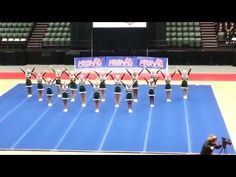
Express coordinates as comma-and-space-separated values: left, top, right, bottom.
19, 66, 192, 113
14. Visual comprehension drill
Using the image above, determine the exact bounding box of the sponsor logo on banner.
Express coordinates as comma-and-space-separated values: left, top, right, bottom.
106, 57, 135, 67
74, 56, 168, 70
75, 57, 105, 68
138, 57, 167, 68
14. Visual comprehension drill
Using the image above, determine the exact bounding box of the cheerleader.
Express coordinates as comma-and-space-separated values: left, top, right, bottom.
65, 70, 81, 102
160, 70, 176, 102
78, 73, 90, 107
50, 66, 67, 98
88, 80, 101, 113
61, 81, 69, 112
121, 81, 135, 113
145, 68, 161, 83
109, 73, 125, 107
177, 67, 192, 99
126, 68, 144, 102
46, 77, 55, 107
35, 71, 47, 102
144, 77, 158, 107
19, 67, 35, 97
94, 70, 112, 102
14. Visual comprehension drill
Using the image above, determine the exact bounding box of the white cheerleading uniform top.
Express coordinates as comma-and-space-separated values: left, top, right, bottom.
114, 80, 122, 86
165, 76, 171, 84
79, 79, 86, 85
182, 74, 189, 81
149, 84, 156, 90
26, 73, 31, 79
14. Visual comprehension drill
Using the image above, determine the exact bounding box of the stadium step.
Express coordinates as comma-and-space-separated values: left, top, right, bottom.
200, 22, 218, 48
27, 22, 49, 48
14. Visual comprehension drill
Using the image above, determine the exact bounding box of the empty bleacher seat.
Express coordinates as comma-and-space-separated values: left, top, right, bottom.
42, 22, 71, 47
0, 22, 33, 48
166, 22, 202, 48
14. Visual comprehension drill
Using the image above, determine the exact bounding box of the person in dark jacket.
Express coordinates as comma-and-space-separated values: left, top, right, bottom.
200, 135, 222, 155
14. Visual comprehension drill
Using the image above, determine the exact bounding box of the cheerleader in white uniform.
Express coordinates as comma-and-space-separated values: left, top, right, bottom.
177, 67, 192, 99
145, 68, 161, 83
144, 77, 159, 107
160, 70, 177, 102
78, 73, 90, 107
46, 77, 55, 107
88, 80, 101, 113
61, 81, 69, 112
109, 73, 125, 107
94, 70, 112, 102
121, 81, 135, 113
65, 70, 81, 102
19, 67, 35, 98
50, 66, 67, 98
126, 68, 144, 102
35, 71, 47, 101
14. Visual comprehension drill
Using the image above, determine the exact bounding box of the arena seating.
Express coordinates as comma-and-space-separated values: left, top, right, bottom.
42, 22, 71, 47
0, 22, 33, 48
166, 22, 201, 48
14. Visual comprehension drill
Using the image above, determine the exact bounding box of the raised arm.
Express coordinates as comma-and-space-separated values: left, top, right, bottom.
138, 68, 144, 76
74, 74, 79, 80
156, 68, 162, 74
94, 71, 100, 77
31, 73, 36, 78
126, 68, 132, 76
52, 78, 56, 84
31, 67, 35, 73
64, 67, 69, 72
64, 71, 70, 77
85, 73, 90, 81
19, 67, 25, 74
188, 68, 192, 76
76, 71, 82, 77
88, 80, 94, 87
177, 68, 182, 75
121, 81, 126, 88
42, 71, 47, 77
109, 73, 115, 81
106, 70, 112, 77
121, 73, 126, 80
41, 72, 47, 82
50, 65, 56, 73
145, 68, 151, 74
75, 71, 82, 80
154, 77, 160, 85
160, 71, 165, 78
144, 78, 149, 85
171, 71, 177, 78
61, 67, 68, 75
